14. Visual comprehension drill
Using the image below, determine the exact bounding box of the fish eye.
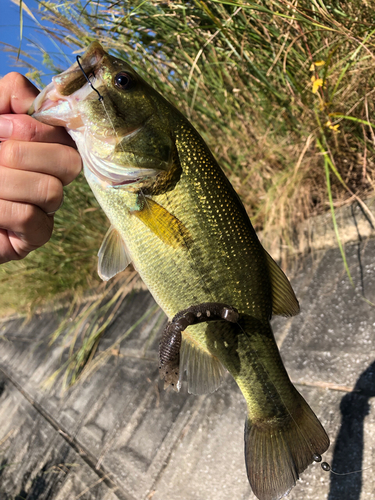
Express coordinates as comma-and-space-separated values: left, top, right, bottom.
114, 72, 135, 91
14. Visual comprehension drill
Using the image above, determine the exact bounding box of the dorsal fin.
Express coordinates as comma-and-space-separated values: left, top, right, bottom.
179, 333, 226, 395
98, 225, 132, 281
264, 250, 300, 317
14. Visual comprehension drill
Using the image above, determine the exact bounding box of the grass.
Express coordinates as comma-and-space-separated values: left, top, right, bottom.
1, 0, 375, 384
43, 270, 158, 390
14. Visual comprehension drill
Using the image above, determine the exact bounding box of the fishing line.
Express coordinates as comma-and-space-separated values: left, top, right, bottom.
76, 54, 133, 178
76, 56, 142, 180
76, 55, 104, 102
312, 452, 373, 475
328, 466, 373, 475
76, 55, 135, 178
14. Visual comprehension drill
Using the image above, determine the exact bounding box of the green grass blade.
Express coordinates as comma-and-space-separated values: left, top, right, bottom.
317, 138, 354, 286
331, 115, 375, 129
18, 0, 23, 59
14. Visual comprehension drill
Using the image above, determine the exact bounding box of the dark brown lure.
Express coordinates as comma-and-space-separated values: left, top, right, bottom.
159, 302, 238, 389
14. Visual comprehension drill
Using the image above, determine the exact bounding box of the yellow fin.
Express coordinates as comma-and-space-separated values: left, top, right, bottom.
264, 250, 300, 317
131, 197, 191, 248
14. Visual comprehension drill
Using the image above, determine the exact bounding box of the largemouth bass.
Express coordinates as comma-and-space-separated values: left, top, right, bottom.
29, 42, 329, 500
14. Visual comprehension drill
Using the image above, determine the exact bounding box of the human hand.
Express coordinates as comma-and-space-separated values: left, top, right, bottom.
0, 73, 82, 264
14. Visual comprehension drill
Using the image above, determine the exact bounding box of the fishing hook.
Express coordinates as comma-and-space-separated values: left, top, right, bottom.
76, 55, 103, 102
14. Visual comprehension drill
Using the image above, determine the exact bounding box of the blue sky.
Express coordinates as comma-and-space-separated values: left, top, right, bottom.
0, 0, 73, 86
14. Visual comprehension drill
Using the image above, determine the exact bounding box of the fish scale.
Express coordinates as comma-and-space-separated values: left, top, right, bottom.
29, 41, 329, 500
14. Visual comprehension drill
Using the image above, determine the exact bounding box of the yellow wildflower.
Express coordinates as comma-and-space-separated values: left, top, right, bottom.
325, 120, 340, 132
309, 60, 325, 71
311, 75, 323, 94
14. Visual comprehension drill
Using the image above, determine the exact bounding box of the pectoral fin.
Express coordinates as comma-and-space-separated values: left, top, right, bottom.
98, 225, 132, 281
264, 250, 300, 317
131, 196, 191, 249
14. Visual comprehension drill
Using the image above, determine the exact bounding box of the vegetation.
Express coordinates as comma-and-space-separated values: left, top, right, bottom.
1, 0, 375, 383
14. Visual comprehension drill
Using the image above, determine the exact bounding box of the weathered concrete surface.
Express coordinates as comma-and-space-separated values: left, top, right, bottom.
0, 234, 375, 500
262, 195, 375, 261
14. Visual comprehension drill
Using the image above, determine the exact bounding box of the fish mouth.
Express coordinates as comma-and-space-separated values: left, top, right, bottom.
28, 42, 107, 127
29, 81, 87, 129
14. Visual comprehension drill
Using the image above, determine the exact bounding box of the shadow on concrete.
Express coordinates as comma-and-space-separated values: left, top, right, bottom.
9, 445, 71, 500
328, 360, 375, 500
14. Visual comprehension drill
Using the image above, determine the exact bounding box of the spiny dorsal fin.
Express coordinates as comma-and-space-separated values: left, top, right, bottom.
131, 196, 191, 249
264, 250, 300, 317
98, 225, 132, 281
179, 333, 226, 395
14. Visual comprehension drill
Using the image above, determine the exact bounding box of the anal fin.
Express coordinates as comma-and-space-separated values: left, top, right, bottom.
179, 334, 226, 395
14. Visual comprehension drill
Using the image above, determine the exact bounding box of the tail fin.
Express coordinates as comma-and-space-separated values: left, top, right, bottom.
245, 392, 329, 500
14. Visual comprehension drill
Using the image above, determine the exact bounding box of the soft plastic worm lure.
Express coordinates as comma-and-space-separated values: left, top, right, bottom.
159, 302, 239, 388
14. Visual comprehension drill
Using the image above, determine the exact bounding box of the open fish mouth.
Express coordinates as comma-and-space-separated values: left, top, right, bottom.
28, 42, 127, 136
28, 70, 102, 129
28, 42, 107, 125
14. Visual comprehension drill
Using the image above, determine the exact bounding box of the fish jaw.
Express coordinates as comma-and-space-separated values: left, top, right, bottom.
28, 42, 108, 128
28, 79, 86, 129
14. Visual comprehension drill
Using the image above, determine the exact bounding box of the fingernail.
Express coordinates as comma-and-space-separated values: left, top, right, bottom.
0, 118, 13, 140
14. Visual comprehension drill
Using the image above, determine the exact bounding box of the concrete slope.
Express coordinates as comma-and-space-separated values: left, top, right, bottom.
0, 236, 374, 500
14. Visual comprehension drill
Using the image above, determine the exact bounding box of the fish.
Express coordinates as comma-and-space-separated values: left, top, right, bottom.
29, 42, 329, 500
